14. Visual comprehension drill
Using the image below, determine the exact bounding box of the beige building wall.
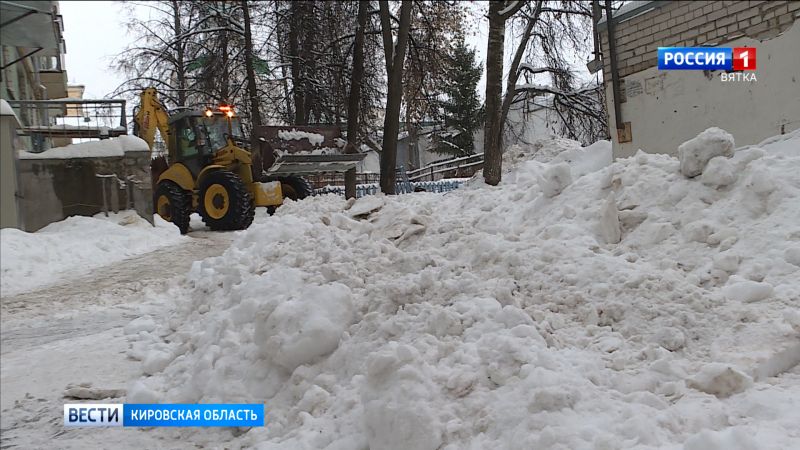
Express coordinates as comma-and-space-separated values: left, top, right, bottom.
1, 103, 22, 229
66, 84, 85, 117
600, 0, 800, 158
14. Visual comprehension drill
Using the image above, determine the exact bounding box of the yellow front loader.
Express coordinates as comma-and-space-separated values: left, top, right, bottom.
133, 88, 284, 233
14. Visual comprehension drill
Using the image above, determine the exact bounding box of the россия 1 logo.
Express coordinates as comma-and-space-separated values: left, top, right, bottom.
658, 47, 756, 81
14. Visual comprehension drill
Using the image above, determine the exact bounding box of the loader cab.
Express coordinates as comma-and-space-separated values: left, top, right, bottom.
167, 109, 245, 176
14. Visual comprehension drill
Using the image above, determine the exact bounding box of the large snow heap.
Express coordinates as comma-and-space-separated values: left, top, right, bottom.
128, 130, 800, 449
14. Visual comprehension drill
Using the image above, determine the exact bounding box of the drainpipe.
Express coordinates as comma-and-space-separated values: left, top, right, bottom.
604, 0, 624, 132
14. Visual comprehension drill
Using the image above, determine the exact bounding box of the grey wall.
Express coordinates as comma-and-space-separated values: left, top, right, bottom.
15, 151, 153, 232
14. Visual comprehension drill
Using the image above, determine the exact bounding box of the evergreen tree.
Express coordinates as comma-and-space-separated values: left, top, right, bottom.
435, 39, 483, 156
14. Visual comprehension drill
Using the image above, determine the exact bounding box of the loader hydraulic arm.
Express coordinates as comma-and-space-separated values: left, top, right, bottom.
133, 87, 171, 154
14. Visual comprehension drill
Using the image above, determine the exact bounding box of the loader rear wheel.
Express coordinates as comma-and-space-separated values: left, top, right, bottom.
198, 171, 255, 231
155, 181, 191, 234
263, 175, 313, 201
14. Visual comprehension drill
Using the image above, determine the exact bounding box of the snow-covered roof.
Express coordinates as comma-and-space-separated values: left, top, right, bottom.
18, 135, 149, 159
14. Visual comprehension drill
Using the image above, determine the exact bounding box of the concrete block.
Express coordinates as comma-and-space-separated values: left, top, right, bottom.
778, 12, 795, 24
687, 16, 706, 29
737, 8, 760, 21
707, 8, 728, 21
727, 1, 752, 14
670, 4, 691, 18
774, 2, 790, 15
699, 22, 716, 34
718, 15, 737, 26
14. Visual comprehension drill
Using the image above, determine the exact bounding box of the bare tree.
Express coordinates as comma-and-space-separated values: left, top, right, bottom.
242, 1, 262, 129
344, 0, 369, 199
403, 1, 467, 140
483, 0, 525, 186
378, 0, 413, 194
484, 0, 600, 185
112, 1, 200, 109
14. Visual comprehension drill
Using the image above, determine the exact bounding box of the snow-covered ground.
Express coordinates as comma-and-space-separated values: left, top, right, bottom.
1, 129, 797, 449
115, 129, 799, 449
1, 230, 234, 449
0, 211, 183, 296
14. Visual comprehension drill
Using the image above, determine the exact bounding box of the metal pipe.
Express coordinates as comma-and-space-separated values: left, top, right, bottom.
604, 0, 625, 131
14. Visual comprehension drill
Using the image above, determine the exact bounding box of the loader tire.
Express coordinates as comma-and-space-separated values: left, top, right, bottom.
198, 171, 255, 231
155, 181, 191, 234
265, 175, 313, 201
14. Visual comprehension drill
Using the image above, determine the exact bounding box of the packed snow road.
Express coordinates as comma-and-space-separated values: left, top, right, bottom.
0, 231, 233, 449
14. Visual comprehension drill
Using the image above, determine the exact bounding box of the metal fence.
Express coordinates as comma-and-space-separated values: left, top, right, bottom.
5, 99, 128, 151
314, 178, 469, 198
305, 172, 381, 189
407, 153, 484, 182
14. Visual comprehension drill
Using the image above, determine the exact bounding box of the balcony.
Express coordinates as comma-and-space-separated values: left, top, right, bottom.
39, 69, 67, 99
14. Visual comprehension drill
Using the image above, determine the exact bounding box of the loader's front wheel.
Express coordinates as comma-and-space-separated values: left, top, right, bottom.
155, 181, 191, 234
199, 171, 255, 231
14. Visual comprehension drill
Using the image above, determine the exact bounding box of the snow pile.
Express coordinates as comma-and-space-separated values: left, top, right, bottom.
1, 211, 183, 295
677, 127, 734, 177
503, 137, 612, 181
130, 130, 800, 449
18, 135, 149, 159
277, 129, 325, 147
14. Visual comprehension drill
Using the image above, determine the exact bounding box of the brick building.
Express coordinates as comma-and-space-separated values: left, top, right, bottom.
598, 1, 800, 158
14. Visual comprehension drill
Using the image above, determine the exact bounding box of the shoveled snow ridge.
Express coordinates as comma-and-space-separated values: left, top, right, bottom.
129, 130, 800, 449
1, 212, 183, 296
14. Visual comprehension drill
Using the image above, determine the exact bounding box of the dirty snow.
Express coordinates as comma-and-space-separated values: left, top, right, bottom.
17, 135, 149, 159
1, 211, 183, 296
124, 129, 800, 449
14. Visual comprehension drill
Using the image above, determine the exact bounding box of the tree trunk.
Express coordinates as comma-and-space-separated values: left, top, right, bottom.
379, 0, 412, 195
242, 0, 263, 177
483, 2, 506, 186
345, 0, 368, 199
274, 3, 293, 122
221, 30, 229, 102
289, 1, 305, 124
242, 0, 261, 129
172, 0, 186, 107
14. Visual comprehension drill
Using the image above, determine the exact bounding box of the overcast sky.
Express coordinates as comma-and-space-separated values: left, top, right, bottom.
60, 1, 130, 98
58, 1, 591, 102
